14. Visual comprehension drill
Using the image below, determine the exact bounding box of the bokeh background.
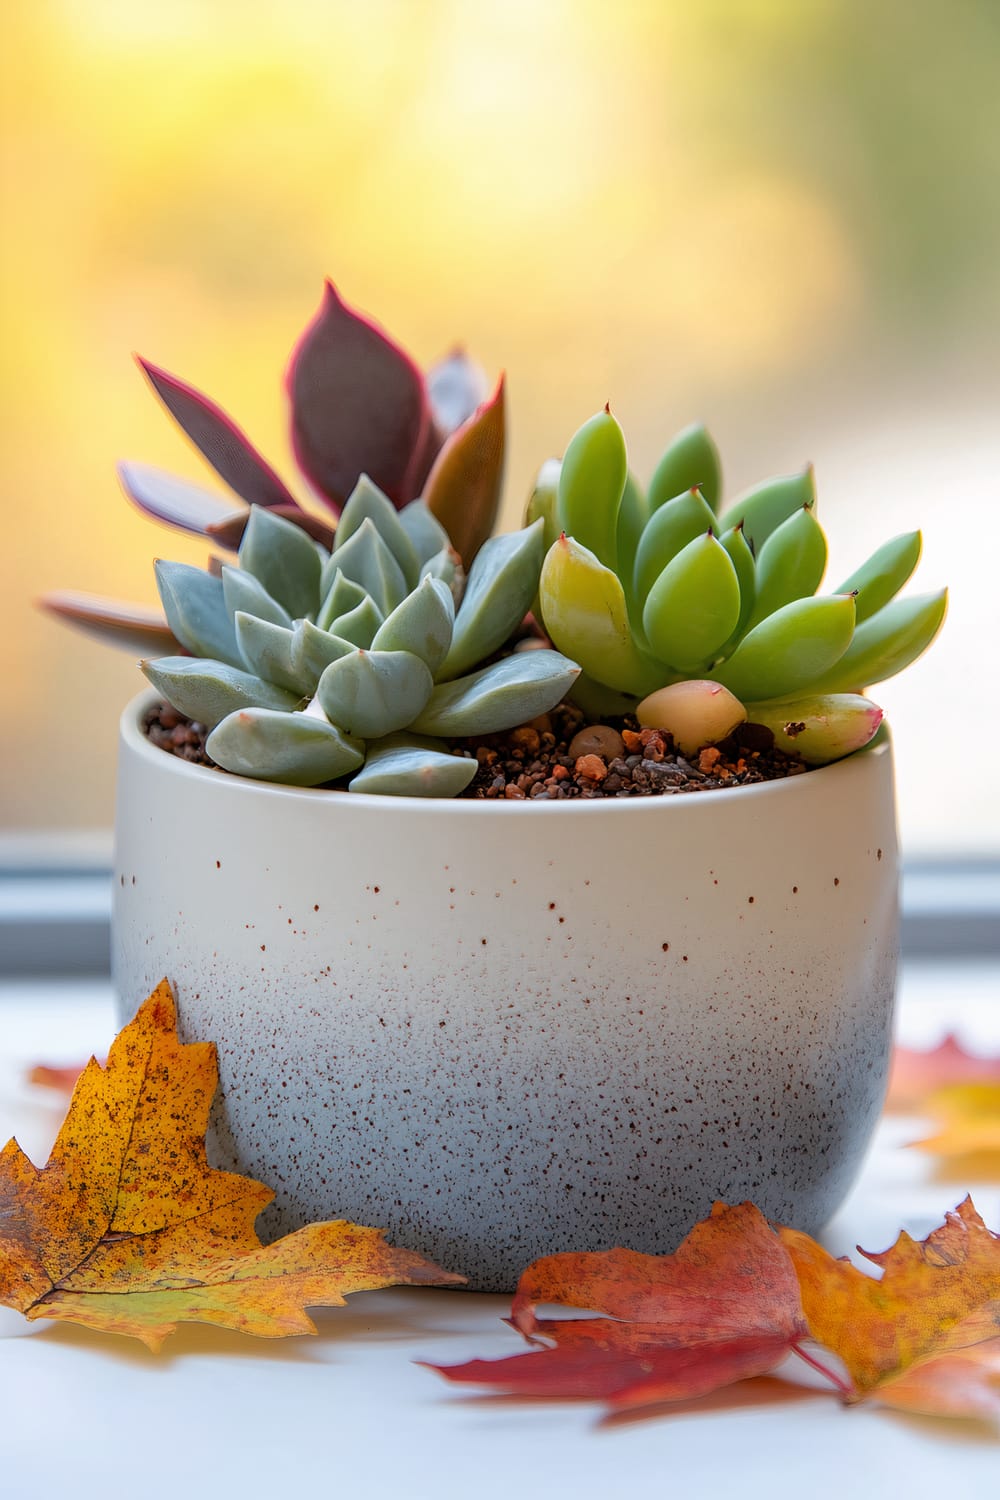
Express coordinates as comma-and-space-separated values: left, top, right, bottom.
3, 0, 999, 851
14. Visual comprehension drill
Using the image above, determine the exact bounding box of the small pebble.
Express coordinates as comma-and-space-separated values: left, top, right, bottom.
568, 723, 626, 762
510, 726, 541, 755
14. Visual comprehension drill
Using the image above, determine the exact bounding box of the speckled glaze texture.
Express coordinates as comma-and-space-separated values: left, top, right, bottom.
114, 692, 899, 1291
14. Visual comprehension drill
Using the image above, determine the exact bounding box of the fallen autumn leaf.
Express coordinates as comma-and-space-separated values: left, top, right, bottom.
0, 980, 462, 1349
426, 1201, 845, 1411
781, 1198, 1000, 1420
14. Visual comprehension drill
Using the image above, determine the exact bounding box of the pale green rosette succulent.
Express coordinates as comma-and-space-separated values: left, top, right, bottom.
143, 478, 579, 795
527, 408, 947, 764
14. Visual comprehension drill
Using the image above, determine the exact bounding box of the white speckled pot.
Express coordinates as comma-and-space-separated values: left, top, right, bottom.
114, 691, 899, 1291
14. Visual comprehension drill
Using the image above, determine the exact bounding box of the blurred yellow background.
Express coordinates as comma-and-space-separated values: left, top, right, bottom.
3, 0, 998, 849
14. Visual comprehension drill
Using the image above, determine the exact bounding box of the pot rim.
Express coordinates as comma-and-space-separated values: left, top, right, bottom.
120, 688, 892, 817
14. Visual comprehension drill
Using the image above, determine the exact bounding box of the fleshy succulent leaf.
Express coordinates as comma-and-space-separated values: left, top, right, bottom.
633, 488, 718, 611
719, 466, 816, 552
348, 734, 477, 798
556, 407, 627, 570
426, 348, 490, 435
221, 566, 293, 630
154, 561, 243, 669
745, 505, 827, 629
233, 613, 304, 694
118, 462, 248, 544
719, 524, 757, 643
38, 592, 179, 655
329, 596, 384, 649
569, 673, 641, 718
807, 589, 948, 694
614, 472, 649, 601
710, 595, 856, 702
206, 707, 364, 786
439, 521, 545, 681
648, 423, 723, 514
372, 576, 455, 674
419, 546, 462, 597
835, 531, 923, 624
524, 459, 562, 555
316, 649, 434, 739
324, 517, 408, 618
238, 507, 323, 622
289, 619, 357, 690
137, 358, 298, 511
257, 503, 336, 550
397, 499, 452, 567
333, 475, 421, 588
539, 535, 662, 698
315, 570, 368, 633
745, 694, 884, 765
412, 649, 581, 737
141, 657, 299, 729
642, 532, 742, 672
286, 280, 431, 509
424, 374, 506, 569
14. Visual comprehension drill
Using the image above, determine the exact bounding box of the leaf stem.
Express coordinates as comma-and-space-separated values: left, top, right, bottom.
790, 1340, 853, 1397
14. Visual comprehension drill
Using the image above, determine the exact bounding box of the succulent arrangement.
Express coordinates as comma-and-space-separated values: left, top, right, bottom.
41, 280, 947, 796
527, 408, 947, 764
142, 481, 578, 794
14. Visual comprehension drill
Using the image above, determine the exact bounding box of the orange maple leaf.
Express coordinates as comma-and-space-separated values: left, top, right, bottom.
886, 1035, 1000, 1113
781, 1198, 1000, 1419
0, 980, 461, 1349
427, 1202, 832, 1411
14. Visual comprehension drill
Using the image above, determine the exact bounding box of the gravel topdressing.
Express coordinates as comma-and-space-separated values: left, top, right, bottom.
144, 700, 809, 798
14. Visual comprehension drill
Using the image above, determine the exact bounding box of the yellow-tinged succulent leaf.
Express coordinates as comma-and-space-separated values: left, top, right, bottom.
539, 535, 663, 697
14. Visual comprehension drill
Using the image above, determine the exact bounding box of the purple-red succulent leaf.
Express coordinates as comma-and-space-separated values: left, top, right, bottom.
137, 357, 298, 510
118, 462, 248, 543
423, 374, 506, 569
426, 348, 490, 435
286, 280, 432, 511
38, 591, 181, 655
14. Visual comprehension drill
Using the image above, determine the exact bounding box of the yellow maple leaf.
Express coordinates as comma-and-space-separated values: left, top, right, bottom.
781, 1198, 1000, 1419
0, 980, 461, 1349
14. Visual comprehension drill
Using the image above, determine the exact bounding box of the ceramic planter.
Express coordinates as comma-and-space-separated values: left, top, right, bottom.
114, 690, 899, 1291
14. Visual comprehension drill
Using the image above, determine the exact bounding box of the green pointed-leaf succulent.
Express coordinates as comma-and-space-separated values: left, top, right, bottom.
142, 475, 578, 794
531, 408, 947, 765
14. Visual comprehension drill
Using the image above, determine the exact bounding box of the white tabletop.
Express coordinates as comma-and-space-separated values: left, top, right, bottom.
1, 966, 998, 1500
